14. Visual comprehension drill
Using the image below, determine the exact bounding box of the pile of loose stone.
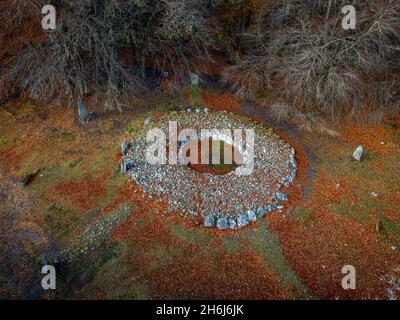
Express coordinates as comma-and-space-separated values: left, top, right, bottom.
57, 204, 134, 264
122, 107, 297, 230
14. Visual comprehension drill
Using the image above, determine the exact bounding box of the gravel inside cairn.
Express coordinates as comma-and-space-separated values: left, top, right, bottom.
122, 107, 297, 230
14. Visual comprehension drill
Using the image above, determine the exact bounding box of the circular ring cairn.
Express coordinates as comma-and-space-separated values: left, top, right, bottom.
122, 107, 297, 230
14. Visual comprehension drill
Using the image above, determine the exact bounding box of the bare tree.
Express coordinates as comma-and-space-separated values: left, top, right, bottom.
224, 0, 400, 122
0, 0, 214, 110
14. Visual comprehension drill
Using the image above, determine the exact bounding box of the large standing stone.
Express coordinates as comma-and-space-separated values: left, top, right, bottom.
352, 145, 364, 161
190, 73, 200, 86
77, 99, 95, 123
121, 140, 129, 155
121, 158, 135, 174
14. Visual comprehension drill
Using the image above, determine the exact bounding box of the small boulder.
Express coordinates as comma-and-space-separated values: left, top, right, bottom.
144, 118, 154, 125
266, 204, 275, 213
287, 174, 294, 183
160, 71, 171, 78
228, 217, 238, 230
217, 217, 229, 230
256, 206, 267, 218
204, 214, 217, 227
247, 210, 257, 222
276, 192, 288, 201
237, 214, 249, 228
352, 145, 364, 161
283, 181, 291, 188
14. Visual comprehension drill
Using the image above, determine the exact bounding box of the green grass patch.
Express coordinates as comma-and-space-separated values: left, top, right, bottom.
361, 197, 387, 213
68, 157, 84, 169
330, 198, 372, 224
220, 235, 246, 254
331, 202, 352, 216
169, 223, 213, 245
149, 247, 170, 269
378, 216, 400, 242
0, 135, 9, 147
291, 207, 318, 227
246, 221, 312, 299
60, 132, 76, 142
44, 204, 80, 242
189, 86, 203, 106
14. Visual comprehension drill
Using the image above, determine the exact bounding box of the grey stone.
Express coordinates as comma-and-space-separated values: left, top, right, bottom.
229, 217, 238, 230
190, 73, 200, 86
217, 217, 229, 230
256, 206, 267, 218
283, 181, 291, 188
121, 159, 135, 174
204, 214, 217, 227
121, 140, 129, 155
287, 174, 295, 182
121, 162, 126, 174
247, 210, 257, 222
144, 118, 154, 125
276, 192, 288, 201
77, 99, 95, 123
352, 145, 364, 161
237, 214, 249, 228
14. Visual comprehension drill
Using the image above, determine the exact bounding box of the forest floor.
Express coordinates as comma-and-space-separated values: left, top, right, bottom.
0, 82, 400, 299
